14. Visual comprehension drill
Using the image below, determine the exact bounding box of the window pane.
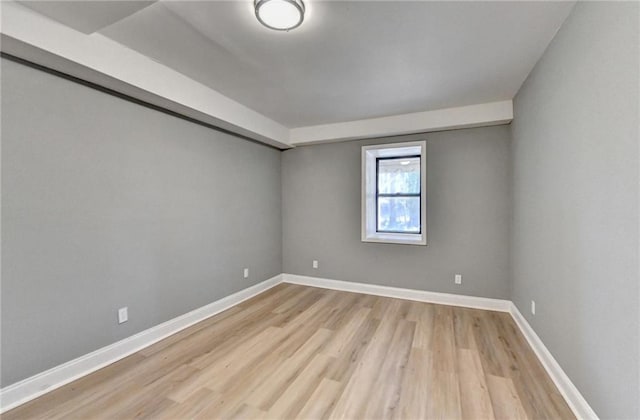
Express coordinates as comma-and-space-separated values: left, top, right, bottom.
377, 196, 420, 233
378, 157, 420, 194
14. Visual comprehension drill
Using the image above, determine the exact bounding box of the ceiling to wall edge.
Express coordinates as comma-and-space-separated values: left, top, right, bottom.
0, 1, 514, 150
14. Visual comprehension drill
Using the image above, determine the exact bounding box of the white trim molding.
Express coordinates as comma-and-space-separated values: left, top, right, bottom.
0, 1, 512, 150
1, 273, 597, 420
283, 273, 598, 419
289, 100, 513, 145
361, 141, 427, 246
0, 1, 291, 149
282, 274, 511, 312
509, 303, 599, 420
0, 274, 283, 413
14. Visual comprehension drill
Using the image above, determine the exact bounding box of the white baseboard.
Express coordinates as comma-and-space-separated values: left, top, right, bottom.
509, 303, 598, 420
2, 273, 597, 420
0, 274, 283, 413
282, 273, 511, 312
283, 273, 597, 419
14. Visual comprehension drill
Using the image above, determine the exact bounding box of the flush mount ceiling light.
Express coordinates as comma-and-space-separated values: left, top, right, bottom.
255, 0, 305, 31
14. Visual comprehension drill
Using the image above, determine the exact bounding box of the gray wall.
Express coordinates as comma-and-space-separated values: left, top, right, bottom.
0, 58, 282, 386
510, 2, 639, 418
282, 127, 511, 299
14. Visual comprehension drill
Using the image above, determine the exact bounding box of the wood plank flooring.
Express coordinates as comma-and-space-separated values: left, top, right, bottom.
4, 284, 575, 419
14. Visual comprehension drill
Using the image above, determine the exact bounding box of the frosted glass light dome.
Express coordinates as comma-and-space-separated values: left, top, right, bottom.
255, 0, 305, 31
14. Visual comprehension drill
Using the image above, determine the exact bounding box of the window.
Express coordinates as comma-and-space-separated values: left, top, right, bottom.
362, 141, 426, 245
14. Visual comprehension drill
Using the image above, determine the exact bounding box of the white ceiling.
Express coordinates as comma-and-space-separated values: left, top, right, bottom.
18, 1, 155, 34
5, 0, 573, 144
90, 1, 574, 128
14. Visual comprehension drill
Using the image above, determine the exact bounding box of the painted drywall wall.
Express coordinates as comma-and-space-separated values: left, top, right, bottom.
282, 126, 511, 299
510, 2, 639, 418
0, 58, 282, 387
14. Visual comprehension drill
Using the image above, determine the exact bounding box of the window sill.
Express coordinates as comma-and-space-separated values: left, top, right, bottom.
362, 232, 427, 246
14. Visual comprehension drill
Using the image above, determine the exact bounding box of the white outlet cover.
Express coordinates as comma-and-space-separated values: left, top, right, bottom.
243, 268, 249, 279
118, 307, 128, 324
454, 274, 462, 284
313, 260, 318, 269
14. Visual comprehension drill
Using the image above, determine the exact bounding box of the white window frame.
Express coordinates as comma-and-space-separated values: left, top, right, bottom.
361, 140, 427, 245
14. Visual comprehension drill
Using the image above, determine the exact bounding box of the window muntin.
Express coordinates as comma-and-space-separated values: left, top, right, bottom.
376, 156, 421, 233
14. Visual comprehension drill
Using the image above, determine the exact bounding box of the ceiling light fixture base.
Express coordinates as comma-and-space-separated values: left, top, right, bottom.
254, 0, 305, 31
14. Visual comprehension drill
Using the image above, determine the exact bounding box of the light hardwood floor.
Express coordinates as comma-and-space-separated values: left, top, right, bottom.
5, 284, 574, 419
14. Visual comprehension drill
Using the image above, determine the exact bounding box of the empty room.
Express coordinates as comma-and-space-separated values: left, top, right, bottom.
1, 0, 638, 419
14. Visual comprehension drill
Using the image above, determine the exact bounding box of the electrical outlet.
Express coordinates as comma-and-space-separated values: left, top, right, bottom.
118, 307, 128, 324
531, 300, 536, 315
243, 268, 249, 279
312, 260, 319, 269
454, 274, 462, 285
